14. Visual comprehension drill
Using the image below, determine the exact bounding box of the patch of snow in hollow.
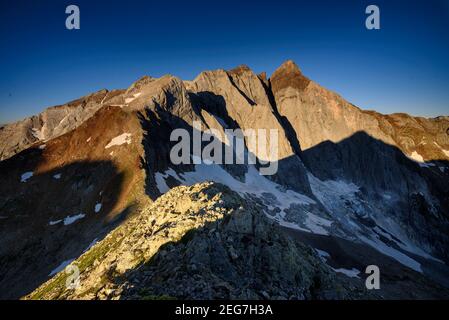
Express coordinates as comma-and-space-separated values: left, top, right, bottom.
315, 249, 330, 262
105, 133, 132, 149
332, 267, 361, 278
373, 226, 394, 242
370, 210, 444, 264
63, 213, 86, 225
155, 168, 184, 194
20, 171, 33, 182
53, 173, 61, 180
48, 259, 74, 276
181, 164, 315, 206
359, 235, 422, 273
124, 92, 142, 104
38, 144, 46, 150
419, 162, 435, 168
304, 213, 333, 235
155, 172, 171, 194
156, 163, 329, 234
307, 173, 359, 214
83, 238, 99, 253
307, 172, 439, 269
86, 137, 91, 143
277, 219, 317, 234
49, 219, 62, 226
440, 167, 446, 173
110, 151, 114, 156
94, 203, 102, 213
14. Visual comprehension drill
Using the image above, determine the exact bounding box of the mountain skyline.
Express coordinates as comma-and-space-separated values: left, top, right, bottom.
1, 0, 449, 123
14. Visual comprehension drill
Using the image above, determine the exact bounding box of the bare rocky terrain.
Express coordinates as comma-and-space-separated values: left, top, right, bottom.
0, 60, 448, 299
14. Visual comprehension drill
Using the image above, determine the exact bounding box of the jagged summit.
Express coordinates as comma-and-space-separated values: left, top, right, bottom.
228, 64, 252, 75
270, 60, 310, 93
275, 59, 303, 74
126, 75, 155, 94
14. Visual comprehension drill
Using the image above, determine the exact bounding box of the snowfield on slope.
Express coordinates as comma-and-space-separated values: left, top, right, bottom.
49, 213, 86, 226
20, 171, 33, 182
154, 162, 442, 274
105, 133, 132, 149
155, 163, 332, 236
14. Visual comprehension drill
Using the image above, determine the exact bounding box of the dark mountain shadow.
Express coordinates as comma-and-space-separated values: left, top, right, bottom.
302, 131, 449, 208
113, 184, 374, 300
189, 91, 240, 130
260, 74, 303, 156
0, 147, 133, 299
301, 131, 449, 263
138, 92, 314, 199
111, 183, 449, 300
136, 101, 449, 280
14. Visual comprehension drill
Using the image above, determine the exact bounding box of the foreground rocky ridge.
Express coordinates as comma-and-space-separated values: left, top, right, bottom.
26, 183, 368, 300
1, 60, 448, 299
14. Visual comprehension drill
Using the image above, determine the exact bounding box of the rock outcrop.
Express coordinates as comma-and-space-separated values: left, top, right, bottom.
26, 183, 369, 300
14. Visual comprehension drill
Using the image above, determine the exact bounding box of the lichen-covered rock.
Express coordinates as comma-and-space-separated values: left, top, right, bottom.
26, 182, 368, 300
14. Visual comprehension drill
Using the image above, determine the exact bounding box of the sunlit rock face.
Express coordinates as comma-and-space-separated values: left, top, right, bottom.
1, 61, 449, 300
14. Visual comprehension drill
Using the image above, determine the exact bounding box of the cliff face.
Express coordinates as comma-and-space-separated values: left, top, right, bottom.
1, 61, 449, 299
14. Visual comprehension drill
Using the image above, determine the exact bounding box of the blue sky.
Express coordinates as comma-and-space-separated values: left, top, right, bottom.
1, 0, 448, 123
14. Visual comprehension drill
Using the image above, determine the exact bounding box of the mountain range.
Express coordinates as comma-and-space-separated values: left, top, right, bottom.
0, 60, 448, 299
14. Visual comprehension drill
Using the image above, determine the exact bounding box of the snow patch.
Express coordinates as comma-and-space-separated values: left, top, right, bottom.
155, 171, 172, 194
49, 219, 62, 226
21, 172, 33, 182
360, 235, 422, 273
94, 203, 102, 213
86, 137, 91, 143
50, 213, 86, 226
332, 267, 361, 278
83, 238, 99, 252
49, 259, 74, 276
315, 249, 330, 262
156, 163, 329, 234
63, 213, 86, 225
125, 92, 142, 103
53, 173, 61, 180
308, 173, 359, 214
105, 133, 132, 149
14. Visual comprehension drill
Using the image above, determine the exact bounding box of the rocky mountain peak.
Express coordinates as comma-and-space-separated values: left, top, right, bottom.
270, 60, 310, 93
228, 64, 252, 76
126, 75, 155, 94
